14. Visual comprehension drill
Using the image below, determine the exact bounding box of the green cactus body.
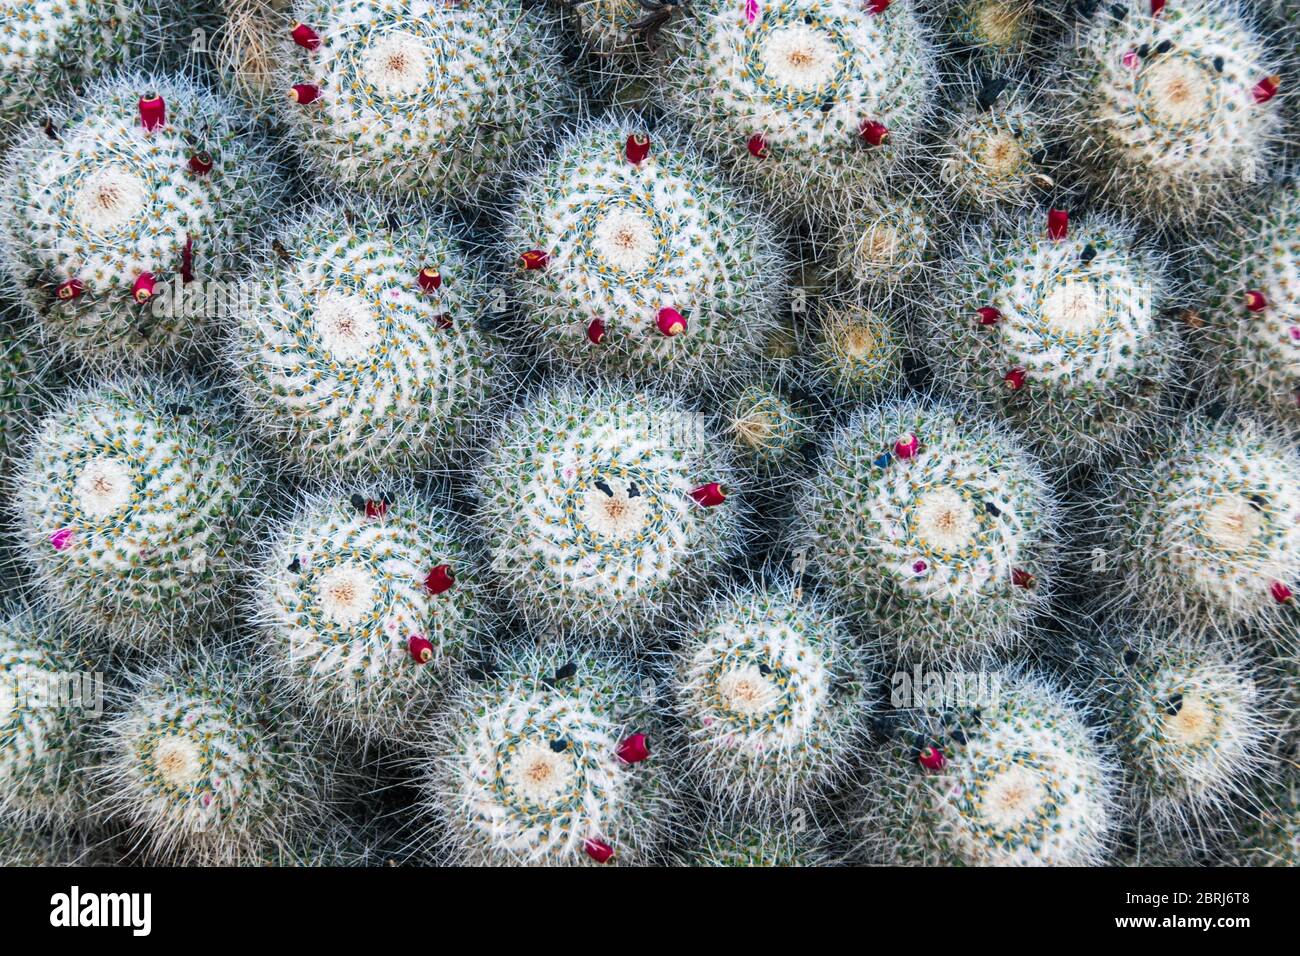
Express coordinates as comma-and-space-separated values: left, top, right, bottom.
658, 0, 937, 219
97, 658, 331, 865
1059, 0, 1282, 226
16, 380, 260, 647
795, 398, 1056, 664
570, 0, 647, 58
0, 307, 43, 476
0, 0, 158, 132
475, 382, 743, 640
0, 606, 95, 822
1099, 633, 1268, 837
1197, 180, 1300, 434
232, 200, 508, 478
856, 671, 1117, 865
681, 817, 832, 866
801, 301, 905, 401
673, 581, 871, 811
428, 641, 673, 866
724, 385, 812, 478
825, 188, 935, 291
935, 77, 1058, 211
1100, 416, 1300, 638
254, 485, 490, 740
276, 0, 570, 200
935, 0, 1050, 60
0, 73, 281, 369
1223, 772, 1299, 866
923, 210, 1177, 466
503, 116, 786, 386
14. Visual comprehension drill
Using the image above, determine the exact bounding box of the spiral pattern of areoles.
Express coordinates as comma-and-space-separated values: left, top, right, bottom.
19, 385, 247, 634
459, 690, 626, 861
283, 0, 568, 197
478, 386, 738, 635
262, 494, 480, 733
237, 208, 499, 475
115, 674, 279, 841
1131, 423, 1300, 617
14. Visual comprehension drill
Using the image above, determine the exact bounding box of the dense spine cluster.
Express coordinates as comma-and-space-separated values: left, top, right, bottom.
1195, 178, 1300, 434
658, 0, 938, 220
15, 380, 260, 648
95, 655, 333, 865
1098, 630, 1271, 843
425, 641, 674, 866
922, 209, 1178, 467
1095, 414, 1300, 639
0, 304, 43, 476
0, 72, 281, 368
855, 671, 1118, 865
0, 0, 159, 132
800, 301, 906, 402
672, 580, 872, 812
0, 605, 95, 823
232, 199, 509, 478
475, 382, 744, 640
679, 816, 834, 866
503, 116, 786, 387
0, 0, 1295, 875
275, 0, 571, 200
934, 75, 1059, 212
795, 398, 1058, 664
824, 186, 937, 292
723, 385, 813, 479
928, 0, 1065, 62
1221, 771, 1299, 865
253, 485, 491, 739
1058, 0, 1283, 227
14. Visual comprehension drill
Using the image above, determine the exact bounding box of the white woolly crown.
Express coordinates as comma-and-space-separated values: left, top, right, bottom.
232, 198, 509, 478
276, 0, 571, 199
475, 382, 744, 640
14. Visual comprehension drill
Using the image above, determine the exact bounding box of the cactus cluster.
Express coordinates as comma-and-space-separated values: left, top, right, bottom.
475, 382, 744, 640
1095, 414, 1300, 640
231, 198, 509, 478
921, 209, 1179, 467
252, 484, 491, 739
424, 640, 674, 865
503, 116, 787, 387
1058, 0, 1284, 227
1195, 178, 1300, 434
3, 0, 1299, 875
855, 670, 1118, 865
274, 0, 571, 201
14, 379, 261, 648
0, 72, 281, 369
658, 0, 938, 220
795, 397, 1058, 664
672, 579, 872, 811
